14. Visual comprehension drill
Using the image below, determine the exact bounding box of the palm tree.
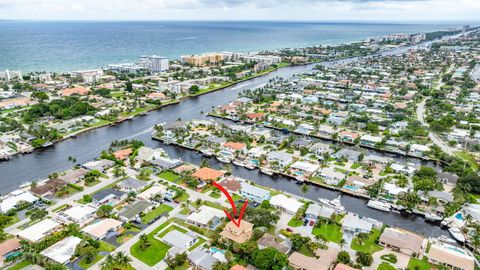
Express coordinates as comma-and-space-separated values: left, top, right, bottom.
315, 234, 327, 245
339, 238, 347, 250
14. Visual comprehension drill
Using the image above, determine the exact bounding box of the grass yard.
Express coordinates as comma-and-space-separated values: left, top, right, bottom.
287, 218, 303, 227
142, 204, 174, 223
225, 193, 243, 203
8, 260, 32, 270
167, 261, 190, 270
311, 223, 343, 243
378, 262, 396, 270
157, 224, 188, 238
407, 257, 432, 270
99, 240, 116, 252
188, 237, 206, 251
179, 207, 191, 215
85, 179, 101, 187
350, 229, 383, 254
158, 171, 181, 182
456, 151, 479, 170
117, 233, 134, 244
78, 254, 103, 269
209, 191, 222, 199
131, 230, 171, 266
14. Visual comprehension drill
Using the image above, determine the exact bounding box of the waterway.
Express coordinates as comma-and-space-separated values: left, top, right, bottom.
0, 41, 457, 238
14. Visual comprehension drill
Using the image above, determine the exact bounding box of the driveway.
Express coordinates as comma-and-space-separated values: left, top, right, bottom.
368, 248, 410, 270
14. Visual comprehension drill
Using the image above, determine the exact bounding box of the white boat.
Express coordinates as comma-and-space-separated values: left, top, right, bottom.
425, 213, 443, 222
367, 200, 391, 212
260, 167, 274, 175
244, 163, 255, 170
200, 149, 213, 157
319, 195, 345, 213
448, 226, 465, 243
232, 160, 244, 167
217, 156, 232, 163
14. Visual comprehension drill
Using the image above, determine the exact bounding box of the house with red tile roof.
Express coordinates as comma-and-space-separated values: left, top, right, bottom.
61, 86, 90, 96
192, 167, 225, 182
114, 148, 132, 160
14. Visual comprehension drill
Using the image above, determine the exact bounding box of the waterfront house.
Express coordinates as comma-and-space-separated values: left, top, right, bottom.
305, 203, 322, 222
316, 167, 346, 186
245, 113, 265, 121
360, 135, 382, 146
240, 183, 271, 203
269, 194, 303, 214
390, 163, 416, 176
82, 159, 115, 172
318, 125, 335, 138
410, 144, 430, 156
332, 149, 361, 162
113, 148, 132, 160
379, 228, 425, 256
341, 213, 373, 237
149, 156, 183, 170
339, 131, 359, 143
220, 220, 253, 243
218, 177, 242, 193
81, 218, 123, 240
30, 178, 67, 197
428, 242, 474, 270
289, 161, 320, 177
311, 142, 331, 156
192, 167, 225, 182
59, 168, 89, 184
223, 141, 247, 154
266, 151, 293, 168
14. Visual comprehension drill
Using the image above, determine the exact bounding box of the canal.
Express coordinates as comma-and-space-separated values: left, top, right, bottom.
0, 42, 453, 238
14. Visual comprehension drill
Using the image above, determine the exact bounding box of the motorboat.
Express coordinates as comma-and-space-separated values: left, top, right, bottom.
425, 213, 443, 222
217, 156, 232, 163
367, 200, 391, 212
244, 163, 255, 170
232, 160, 244, 167
260, 167, 274, 175
319, 195, 345, 214
448, 226, 465, 243
200, 149, 213, 157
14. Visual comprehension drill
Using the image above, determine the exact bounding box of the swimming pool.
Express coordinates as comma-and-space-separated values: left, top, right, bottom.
344, 185, 360, 191
455, 213, 464, 221
210, 247, 226, 254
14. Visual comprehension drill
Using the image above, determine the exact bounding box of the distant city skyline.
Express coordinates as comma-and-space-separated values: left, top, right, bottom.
0, 0, 479, 22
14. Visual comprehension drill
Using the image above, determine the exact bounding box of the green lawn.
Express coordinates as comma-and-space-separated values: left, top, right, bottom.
350, 229, 383, 254
209, 191, 222, 199
456, 151, 479, 170
312, 223, 343, 243
179, 207, 191, 215
142, 204, 174, 223
99, 240, 116, 252
8, 260, 32, 270
287, 218, 303, 227
78, 254, 103, 269
158, 171, 181, 182
188, 237, 206, 251
167, 262, 190, 270
378, 262, 396, 270
225, 193, 243, 203
157, 224, 187, 238
85, 179, 101, 187
407, 257, 432, 270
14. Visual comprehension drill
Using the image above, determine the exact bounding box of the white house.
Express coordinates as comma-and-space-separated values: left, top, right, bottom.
269, 194, 303, 214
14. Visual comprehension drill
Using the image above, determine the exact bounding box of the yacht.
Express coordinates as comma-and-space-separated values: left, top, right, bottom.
244, 162, 255, 170
318, 195, 345, 213
425, 213, 443, 222
200, 149, 213, 157
232, 160, 244, 167
448, 226, 465, 243
367, 200, 391, 212
217, 156, 231, 163
260, 167, 274, 176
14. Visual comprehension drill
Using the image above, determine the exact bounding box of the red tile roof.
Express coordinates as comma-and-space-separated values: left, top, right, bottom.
192, 167, 225, 181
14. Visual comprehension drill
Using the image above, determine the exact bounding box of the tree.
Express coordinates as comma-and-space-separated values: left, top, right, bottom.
82, 194, 92, 203
189, 85, 200, 94
138, 234, 151, 250
337, 250, 351, 264
31, 91, 49, 103
212, 261, 230, 270
166, 252, 187, 268
356, 251, 373, 266
125, 80, 133, 92
96, 205, 113, 218
252, 247, 288, 270
457, 174, 480, 194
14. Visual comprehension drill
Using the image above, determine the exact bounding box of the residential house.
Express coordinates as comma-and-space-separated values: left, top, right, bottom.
257, 234, 290, 254
269, 194, 303, 214
56, 204, 97, 226
240, 183, 271, 203
117, 178, 148, 193
30, 178, 67, 197
82, 159, 115, 172
428, 242, 474, 270
305, 203, 322, 222
316, 167, 346, 186
119, 200, 153, 222
360, 135, 382, 146
17, 219, 61, 243
162, 230, 197, 249
379, 228, 425, 256
92, 188, 127, 206
192, 167, 225, 182
266, 151, 293, 168
40, 236, 82, 265
288, 252, 320, 270
0, 238, 21, 266
0, 190, 38, 214
220, 220, 253, 243
186, 205, 225, 229
137, 184, 167, 201
188, 247, 227, 270
81, 218, 123, 240
341, 213, 373, 237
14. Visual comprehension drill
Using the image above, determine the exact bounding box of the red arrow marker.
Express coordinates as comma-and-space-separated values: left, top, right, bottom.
212, 181, 249, 227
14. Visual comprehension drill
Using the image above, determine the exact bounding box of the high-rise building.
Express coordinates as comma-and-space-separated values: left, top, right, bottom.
139, 55, 169, 72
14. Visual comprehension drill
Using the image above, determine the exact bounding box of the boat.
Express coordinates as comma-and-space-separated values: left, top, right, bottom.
244, 163, 255, 170
260, 167, 274, 176
318, 195, 345, 213
441, 218, 453, 227
216, 156, 231, 163
367, 200, 391, 212
200, 149, 213, 157
425, 213, 443, 222
448, 226, 465, 243
232, 160, 244, 167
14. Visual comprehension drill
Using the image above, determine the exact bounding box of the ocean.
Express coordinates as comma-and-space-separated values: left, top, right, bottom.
0, 20, 462, 72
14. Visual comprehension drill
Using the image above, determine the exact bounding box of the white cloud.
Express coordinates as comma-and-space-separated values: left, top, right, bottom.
0, 0, 478, 21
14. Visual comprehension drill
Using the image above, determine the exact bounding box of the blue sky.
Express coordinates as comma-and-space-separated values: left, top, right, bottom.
0, 0, 479, 22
